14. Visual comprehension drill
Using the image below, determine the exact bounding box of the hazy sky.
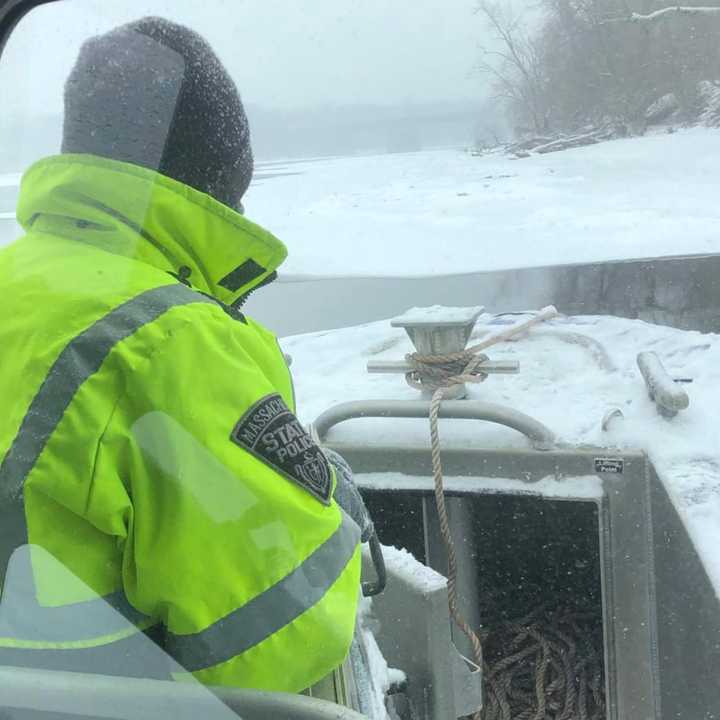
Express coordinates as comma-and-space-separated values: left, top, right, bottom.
1, 0, 492, 116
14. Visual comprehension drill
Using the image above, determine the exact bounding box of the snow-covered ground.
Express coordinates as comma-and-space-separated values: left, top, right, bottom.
4, 128, 720, 275
245, 128, 720, 276
283, 309, 720, 593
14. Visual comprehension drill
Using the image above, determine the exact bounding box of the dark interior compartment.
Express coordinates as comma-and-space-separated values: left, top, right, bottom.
364, 488, 606, 720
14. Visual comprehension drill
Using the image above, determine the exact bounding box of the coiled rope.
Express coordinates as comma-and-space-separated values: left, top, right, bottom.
480, 605, 605, 720
406, 307, 558, 720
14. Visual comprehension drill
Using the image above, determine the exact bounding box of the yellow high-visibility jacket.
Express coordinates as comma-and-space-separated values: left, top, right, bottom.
0, 154, 361, 692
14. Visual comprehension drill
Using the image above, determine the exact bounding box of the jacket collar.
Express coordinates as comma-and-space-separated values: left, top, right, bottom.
16, 154, 287, 306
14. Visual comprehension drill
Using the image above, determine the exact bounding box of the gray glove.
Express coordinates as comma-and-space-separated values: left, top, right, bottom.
324, 448, 374, 543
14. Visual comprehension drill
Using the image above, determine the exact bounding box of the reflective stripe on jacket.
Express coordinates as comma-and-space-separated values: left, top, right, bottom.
0, 154, 361, 692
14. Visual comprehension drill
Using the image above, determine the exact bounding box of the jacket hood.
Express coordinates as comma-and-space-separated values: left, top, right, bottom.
16, 154, 287, 306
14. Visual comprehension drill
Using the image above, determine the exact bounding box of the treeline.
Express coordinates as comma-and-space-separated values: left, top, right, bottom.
477, 0, 720, 136
0, 102, 488, 174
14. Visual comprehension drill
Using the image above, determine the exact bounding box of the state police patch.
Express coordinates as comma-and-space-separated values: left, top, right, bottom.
230, 394, 332, 504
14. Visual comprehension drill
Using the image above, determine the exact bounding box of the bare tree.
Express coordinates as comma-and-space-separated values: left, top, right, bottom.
475, 1, 550, 135
479, 0, 720, 138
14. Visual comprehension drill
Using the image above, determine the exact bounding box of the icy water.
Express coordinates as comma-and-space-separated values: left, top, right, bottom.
6, 129, 720, 272
0, 218, 19, 248
4, 136, 720, 336
0, 177, 19, 247
0, 184, 17, 207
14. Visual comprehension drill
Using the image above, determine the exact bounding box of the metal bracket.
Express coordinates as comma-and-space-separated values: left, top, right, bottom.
362, 546, 483, 720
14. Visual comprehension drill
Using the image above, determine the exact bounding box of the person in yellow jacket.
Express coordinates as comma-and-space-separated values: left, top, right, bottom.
0, 17, 366, 692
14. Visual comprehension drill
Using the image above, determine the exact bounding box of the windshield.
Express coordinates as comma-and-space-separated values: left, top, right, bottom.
1, 2, 719, 720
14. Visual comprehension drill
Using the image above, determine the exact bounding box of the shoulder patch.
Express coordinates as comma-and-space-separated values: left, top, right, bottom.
231, 394, 332, 504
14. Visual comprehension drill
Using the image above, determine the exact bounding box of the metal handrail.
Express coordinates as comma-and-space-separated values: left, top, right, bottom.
312, 400, 555, 450
0, 666, 369, 720
361, 534, 387, 597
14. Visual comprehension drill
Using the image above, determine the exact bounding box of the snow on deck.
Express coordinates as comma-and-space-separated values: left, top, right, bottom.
246, 128, 720, 276
283, 311, 720, 592
375, 546, 446, 595
357, 472, 604, 500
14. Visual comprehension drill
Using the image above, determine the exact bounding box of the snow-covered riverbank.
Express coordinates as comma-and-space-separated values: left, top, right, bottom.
245, 128, 720, 276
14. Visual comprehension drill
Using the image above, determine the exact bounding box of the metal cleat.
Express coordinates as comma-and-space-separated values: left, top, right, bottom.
390, 305, 486, 356
367, 306, 519, 399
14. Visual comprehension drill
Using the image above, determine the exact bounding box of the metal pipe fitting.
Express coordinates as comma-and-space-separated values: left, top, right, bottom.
637, 351, 690, 418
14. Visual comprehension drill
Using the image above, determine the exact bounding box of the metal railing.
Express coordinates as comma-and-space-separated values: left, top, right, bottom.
313, 400, 555, 450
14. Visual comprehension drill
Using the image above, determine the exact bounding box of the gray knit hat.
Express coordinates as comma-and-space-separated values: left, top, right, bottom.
62, 16, 253, 210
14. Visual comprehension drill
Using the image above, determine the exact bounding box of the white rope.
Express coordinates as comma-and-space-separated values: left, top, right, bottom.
420, 306, 559, 720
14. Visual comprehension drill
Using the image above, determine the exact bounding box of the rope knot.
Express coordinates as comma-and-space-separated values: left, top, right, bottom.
405, 350, 490, 392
